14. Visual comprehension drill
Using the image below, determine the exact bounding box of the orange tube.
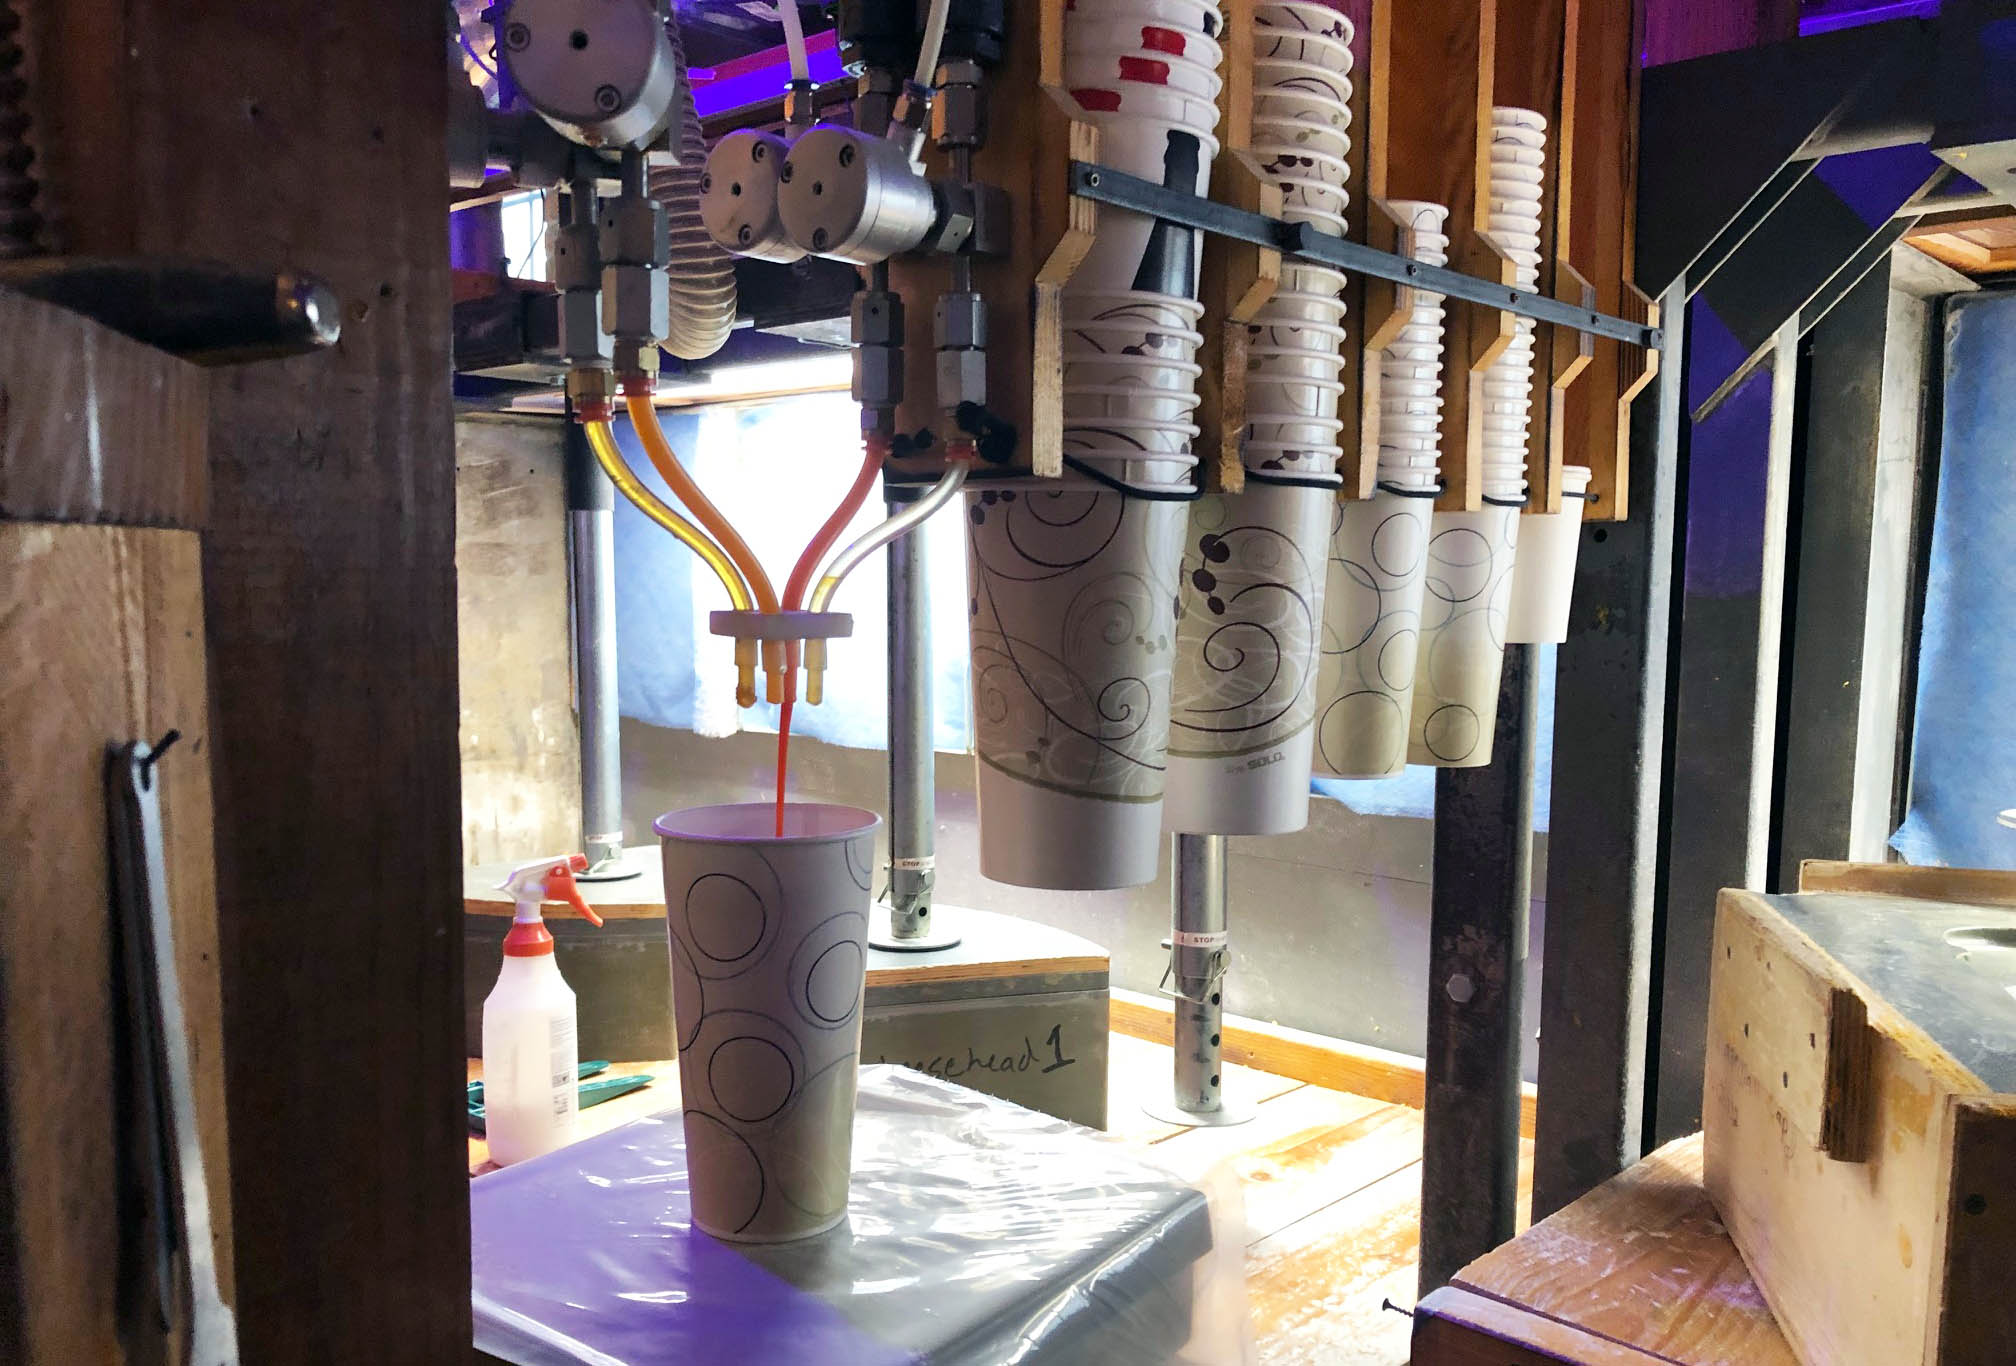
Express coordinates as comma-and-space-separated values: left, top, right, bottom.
785, 434, 888, 611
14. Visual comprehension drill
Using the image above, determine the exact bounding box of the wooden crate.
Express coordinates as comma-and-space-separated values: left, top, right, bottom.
1704, 875, 2016, 1366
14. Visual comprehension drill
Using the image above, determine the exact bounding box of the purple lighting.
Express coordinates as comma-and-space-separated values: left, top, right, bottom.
688, 30, 848, 121
1800, 0, 1941, 37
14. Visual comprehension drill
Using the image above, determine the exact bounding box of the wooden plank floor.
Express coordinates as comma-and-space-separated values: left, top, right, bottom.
1110, 1032, 1535, 1366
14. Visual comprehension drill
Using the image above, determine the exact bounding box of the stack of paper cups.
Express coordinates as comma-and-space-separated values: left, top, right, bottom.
1405, 110, 1547, 768
1311, 200, 1448, 778
1244, 2, 1355, 477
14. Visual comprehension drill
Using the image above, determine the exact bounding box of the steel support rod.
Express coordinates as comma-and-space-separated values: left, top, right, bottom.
1070, 163, 1664, 350
884, 503, 937, 939
1171, 833, 1229, 1112
1419, 644, 1537, 1295
564, 418, 626, 874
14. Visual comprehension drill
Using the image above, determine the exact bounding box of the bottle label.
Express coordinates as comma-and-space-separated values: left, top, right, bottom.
549, 1015, 577, 1118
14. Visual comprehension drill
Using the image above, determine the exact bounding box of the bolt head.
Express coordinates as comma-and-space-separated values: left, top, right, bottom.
838, 143, 856, 167
594, 84, 622, 113
503, 21, 531, 50
780, 161, 795, 182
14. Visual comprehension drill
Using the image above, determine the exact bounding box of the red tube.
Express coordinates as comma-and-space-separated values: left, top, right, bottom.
784, 433, 889, 611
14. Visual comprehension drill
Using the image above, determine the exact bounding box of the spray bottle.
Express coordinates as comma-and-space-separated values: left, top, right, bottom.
482, 854, 604, 1165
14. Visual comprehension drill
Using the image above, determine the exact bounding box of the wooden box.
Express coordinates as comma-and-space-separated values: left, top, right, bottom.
1703, 869, 2016, 1366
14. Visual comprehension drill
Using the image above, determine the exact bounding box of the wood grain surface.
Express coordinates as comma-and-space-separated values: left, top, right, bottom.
0, 524, 232, 1363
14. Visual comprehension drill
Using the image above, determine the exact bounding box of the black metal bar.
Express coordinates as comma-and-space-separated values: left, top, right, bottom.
1531, 281, 1686, 1218
1419, 644, 1536, 1295
1069, 163, 1664, 350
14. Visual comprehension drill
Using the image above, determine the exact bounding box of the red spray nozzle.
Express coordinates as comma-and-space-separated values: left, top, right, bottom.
543, 854, 603, 927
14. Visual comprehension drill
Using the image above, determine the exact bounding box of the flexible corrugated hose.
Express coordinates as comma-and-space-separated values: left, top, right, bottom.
654, 13, 737, 359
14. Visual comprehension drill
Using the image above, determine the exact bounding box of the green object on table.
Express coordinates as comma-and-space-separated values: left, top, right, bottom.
467, 1061, 651, 1136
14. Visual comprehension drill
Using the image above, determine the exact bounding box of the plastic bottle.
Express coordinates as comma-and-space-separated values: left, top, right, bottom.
482, 853, 604, 1165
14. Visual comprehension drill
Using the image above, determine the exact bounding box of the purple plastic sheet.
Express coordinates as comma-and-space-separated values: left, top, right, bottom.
471, 1067, 1221, 1365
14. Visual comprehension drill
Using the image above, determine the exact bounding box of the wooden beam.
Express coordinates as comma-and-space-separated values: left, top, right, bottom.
1384, 0, 1502, 513
32, 2, 475, 1358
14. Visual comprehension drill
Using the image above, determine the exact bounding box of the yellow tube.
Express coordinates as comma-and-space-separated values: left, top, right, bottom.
585, 419, 759, 707
626, 393, 788, 701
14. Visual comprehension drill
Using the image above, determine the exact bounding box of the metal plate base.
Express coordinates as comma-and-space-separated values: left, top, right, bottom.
868, 902, 963, 952
1141, 1094, 1257, 1128
577, 850, 647, 883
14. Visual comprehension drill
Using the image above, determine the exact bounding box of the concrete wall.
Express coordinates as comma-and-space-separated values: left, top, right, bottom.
454, 412, 1548, 1077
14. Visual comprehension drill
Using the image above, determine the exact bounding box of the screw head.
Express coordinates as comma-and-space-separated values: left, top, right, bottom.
503, 21, 531, 50
700, 172, 713, 192
752, 141, 768, 161
838, 143, 856, 167
594, 84, 622, 113
738, 225, 753, 245
811, 227, 829, 250
780, 161, 795, 183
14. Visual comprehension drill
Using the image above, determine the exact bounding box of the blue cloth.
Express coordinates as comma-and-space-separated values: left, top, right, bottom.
1892, 293, 2016, 869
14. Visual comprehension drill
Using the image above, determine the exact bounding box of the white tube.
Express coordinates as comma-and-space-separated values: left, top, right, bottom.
780, 0, 810, 84
914, 0, 954, 86
653, 13, 739, 359
811, 463, 968, 611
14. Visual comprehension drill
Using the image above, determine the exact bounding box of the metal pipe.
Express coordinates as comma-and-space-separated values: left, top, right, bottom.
1171, 834, 1230, 1112
884, 508, 936, 938
565, 419, 625, 873
1419, 644, 1536, 1294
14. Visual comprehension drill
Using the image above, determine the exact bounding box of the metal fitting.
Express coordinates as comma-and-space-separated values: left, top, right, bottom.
853, 288, 904, 347
782, 79, 819, 134
601, 262, 670, 343
552, 218, 601, 293
853, 68, 903, 139
854, 346, 904, 410
885, 80, 932, 163
935, 291, 987, 411
931, 60, 987, 150
924, 181, 978, 256
611, 340, 661, 384
567, 365, 618, 420
598, 194, 668, 266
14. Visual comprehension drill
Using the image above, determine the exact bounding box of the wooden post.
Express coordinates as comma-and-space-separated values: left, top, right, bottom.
29, 3, 472, 1359
1382, 0, 1504, 514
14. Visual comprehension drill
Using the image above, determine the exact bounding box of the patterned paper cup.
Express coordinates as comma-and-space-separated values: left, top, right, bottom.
966, 484, 1189, 888
1241, 438, 1341, 474
1067, 449, 1203, 488
1252, 142, 1352, 189
1247, 373, 1346, 421
1407, 505, 1520, 767
655, 802, 882, 1243
1066, 49, 1223, 100
1068, 0, 1224, 39
1313, 487, 1435, 778
1253, 55, 1352, 103
1247, 413, 1345, 447
1256, 0, 1356, 61
1067, 17, 1225, 64
1254, 87, 1352, 134
1063, 414, 1201, 456
1254, 112, 1352, 161
1164, 481, 1333, 834
1504, 463, 1592, 644
1064, 382, 1204, 427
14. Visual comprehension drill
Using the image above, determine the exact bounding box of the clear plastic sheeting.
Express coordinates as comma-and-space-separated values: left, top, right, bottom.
471, 1066, 1251, 1365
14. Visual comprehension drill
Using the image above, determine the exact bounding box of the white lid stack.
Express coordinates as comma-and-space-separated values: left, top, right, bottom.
1480, 107, 1548, 503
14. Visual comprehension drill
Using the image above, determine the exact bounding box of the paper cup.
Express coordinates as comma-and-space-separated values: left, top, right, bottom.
1312, 487, 1434, 777
1255, 2, 1355, 66
967, 484, 1188, 888
1064, 353, 1205, 390
1163, 482, 1332, 834
1247, 342, 1348, 382
1406, 505, 1519, 767
1247, 414, 1344, 447
1067, 449, 1202, 488
1254, 88, 1351, 134
1064, 383, 1203, 426
1504, 464, 1590, 644
1282, 260, 1348, 294
1070, 0, 1224, 37
1063, 415, 1199, 455
1252, 142, 1352, 188
1253, 113, 1352, 161
1065, 17, 1225, 65
1063, 317, 1205, 364
1241, 438, 1340, 473
1066, 50, 1223, 100
1247, 373, 1345, 421
655, 802, 881, 1243
1064, 289, 1208, 327
1253, 55, 1352, 102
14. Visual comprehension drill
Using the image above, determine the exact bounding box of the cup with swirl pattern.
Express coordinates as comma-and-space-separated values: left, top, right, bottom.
966, 482, 1188, 888
654, 802, 881, 1243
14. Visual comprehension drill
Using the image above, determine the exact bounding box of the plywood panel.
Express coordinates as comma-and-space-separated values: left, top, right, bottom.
0, 524, 231, 1363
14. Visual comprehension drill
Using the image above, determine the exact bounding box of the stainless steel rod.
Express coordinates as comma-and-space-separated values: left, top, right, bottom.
565, 419, 624, 870
1171, 833, 1230, 1112
885, 503, 936, 936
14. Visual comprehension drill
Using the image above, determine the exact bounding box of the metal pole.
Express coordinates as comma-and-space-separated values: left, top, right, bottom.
1419, 643, 1536, 1294
1144, 834, 1253, 1127
564, 417, 634, 879
873, 494, 958, 950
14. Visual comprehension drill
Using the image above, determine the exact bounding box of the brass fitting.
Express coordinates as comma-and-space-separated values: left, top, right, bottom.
567, 365, 617, 422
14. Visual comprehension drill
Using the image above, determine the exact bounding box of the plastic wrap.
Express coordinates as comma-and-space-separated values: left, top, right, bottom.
471, 1066, 1252, 1365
